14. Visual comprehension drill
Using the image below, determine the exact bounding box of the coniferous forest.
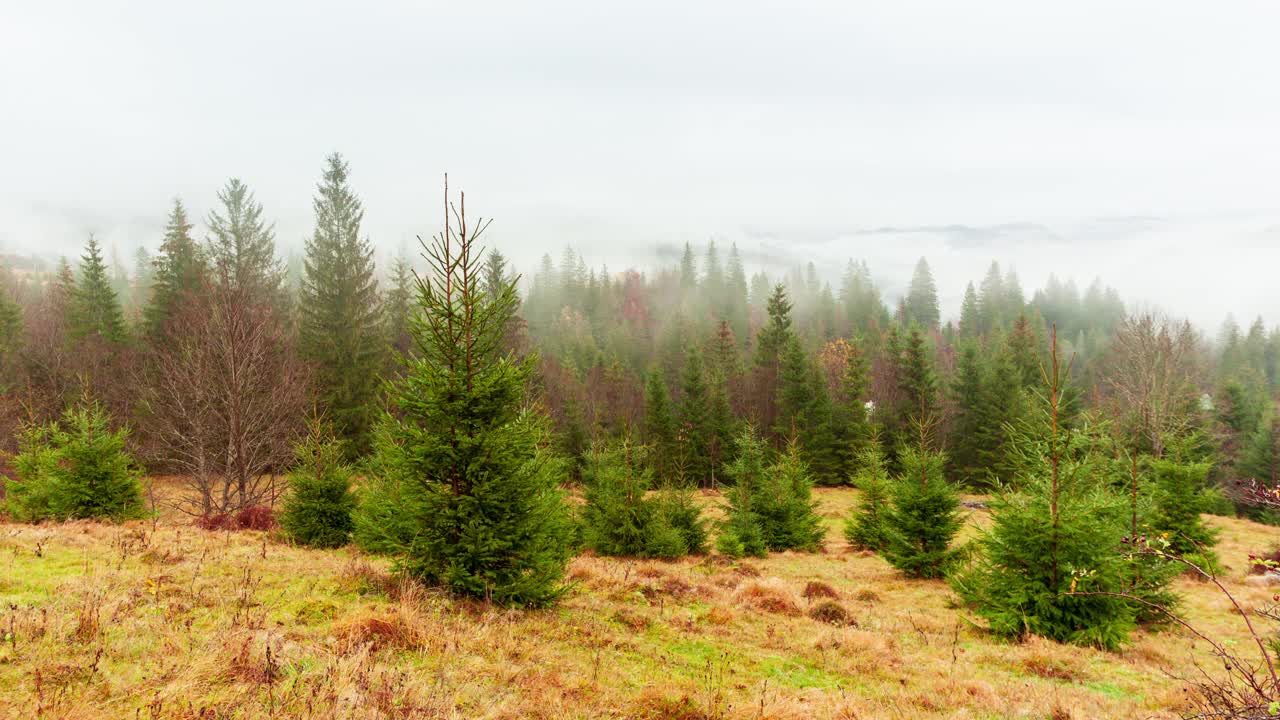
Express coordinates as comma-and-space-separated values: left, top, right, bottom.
5, 157, 1280, 718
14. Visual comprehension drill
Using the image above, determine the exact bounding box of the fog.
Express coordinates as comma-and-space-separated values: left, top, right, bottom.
4, 0, 1280, 328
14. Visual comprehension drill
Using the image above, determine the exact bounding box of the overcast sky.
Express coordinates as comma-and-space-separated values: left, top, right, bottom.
3, 0, 1280, 328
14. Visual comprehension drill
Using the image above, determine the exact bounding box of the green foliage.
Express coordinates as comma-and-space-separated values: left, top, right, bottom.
358, 193, 572, 608
844, 438, 891, 551
644, 370, 677, 480
206, 178, 282, 294
955, 347, 1138, 650
299, 154, 385, 457
280, 421, 355, 549
677, 347, 713, 485
5, 400, 144, 522
1147, 457, 1219, 565
716, 428, 824, 558
67, 235, 127, 344
579, 441, 705, 559
882, 446, 961, 578
145, 198, 206, 340
904, 257, 940, 329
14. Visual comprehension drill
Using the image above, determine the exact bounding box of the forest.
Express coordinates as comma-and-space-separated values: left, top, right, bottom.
3, 155, 1280, 718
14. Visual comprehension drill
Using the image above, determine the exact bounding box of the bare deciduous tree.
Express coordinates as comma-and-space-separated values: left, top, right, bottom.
144, 282, 308, 517
1102, 312, 1206, 457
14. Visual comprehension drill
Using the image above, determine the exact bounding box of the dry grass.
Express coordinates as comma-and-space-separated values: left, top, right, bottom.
0, 482, 1276, 719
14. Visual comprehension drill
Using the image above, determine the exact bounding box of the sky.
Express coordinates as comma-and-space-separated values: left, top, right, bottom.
3, 0, 1280, 329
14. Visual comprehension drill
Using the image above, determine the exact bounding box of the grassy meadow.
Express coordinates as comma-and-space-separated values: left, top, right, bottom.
0, 481, 1276, 719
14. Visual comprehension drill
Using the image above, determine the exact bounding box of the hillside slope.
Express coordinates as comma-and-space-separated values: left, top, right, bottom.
0, 485, 1275, 719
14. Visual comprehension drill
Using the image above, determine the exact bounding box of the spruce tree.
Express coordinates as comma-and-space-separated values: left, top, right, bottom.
882, 440, 961, 579
0, 273, 20, 368
356, 186, 571, 607
904, 257, 940, 329
677, 346, 713, 486
68, 235, 127, 344
644, 370, 678, 481
716, 426, 770, 558
280, 418, 356, 548
954, 328, 1136, 649
724, 244, 750, 341
716, 426, 824, 557
948, 342, 986, 485
5, 397, 144, 522
206, 178, 282, 294
145, 199, 206, 341
580, 440, 705, 558
958, 282, 980, 339
299, 154, 385, 456
383, 254, 415, 360
844, 436, 892, 552
1147, 457, 1218, 565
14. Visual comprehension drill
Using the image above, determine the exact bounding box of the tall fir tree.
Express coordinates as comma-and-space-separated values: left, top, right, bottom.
68, 235, 127, 344
145, 199, 206, 341
299, 154, 385, 456
677, 346, 713, 486
958, 282, 980, 339
904, 257, 940, 329
383, 253, 415, 360
355, 186, 571, 607
206, 178, 281, 295
644, 369, 678, 481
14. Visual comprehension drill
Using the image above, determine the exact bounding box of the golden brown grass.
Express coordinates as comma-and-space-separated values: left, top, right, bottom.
0, 482, 1276, 719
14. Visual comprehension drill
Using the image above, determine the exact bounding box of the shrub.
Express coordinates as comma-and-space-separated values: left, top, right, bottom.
195, 505, 278, 531
279, 422, 355, 548
5, 399, 144, 522
717, 428, 824, 558
579, 441, 705, 559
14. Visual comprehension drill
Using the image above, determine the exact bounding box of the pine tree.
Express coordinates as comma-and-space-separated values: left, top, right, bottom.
0, 273, 21, 368
978, 261, 1005, 332
383, 254, 415, 360
717, 426, 769, 558
954, 328, 1136, 649
483, 249, 512, 302
886, 327, 937, 455
1147, 457, 1218, 565
958, 282, 980, 339
206, 178, 281, 294
299, 154, 385, 456
68, 235, 127, 344
882, 440, 961, 579
904, 257, 940, 329
725, 244, 750, 341
280, 418, 356, 548
844, 436, 892, 551
5, 397, 144, 522
753, 284, 794, 438
948, 342, 986, 485
580, 439, 705, 558
757, 438, 825, 551
830, 338, 873, 479
971, 350, 1024, 484
716, 426, 823, 557
355, 185, 571, 607
679, 242, 697, 292
644, 370, 678, 481
145, 199, 206, 340
677, 346, 713, 486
